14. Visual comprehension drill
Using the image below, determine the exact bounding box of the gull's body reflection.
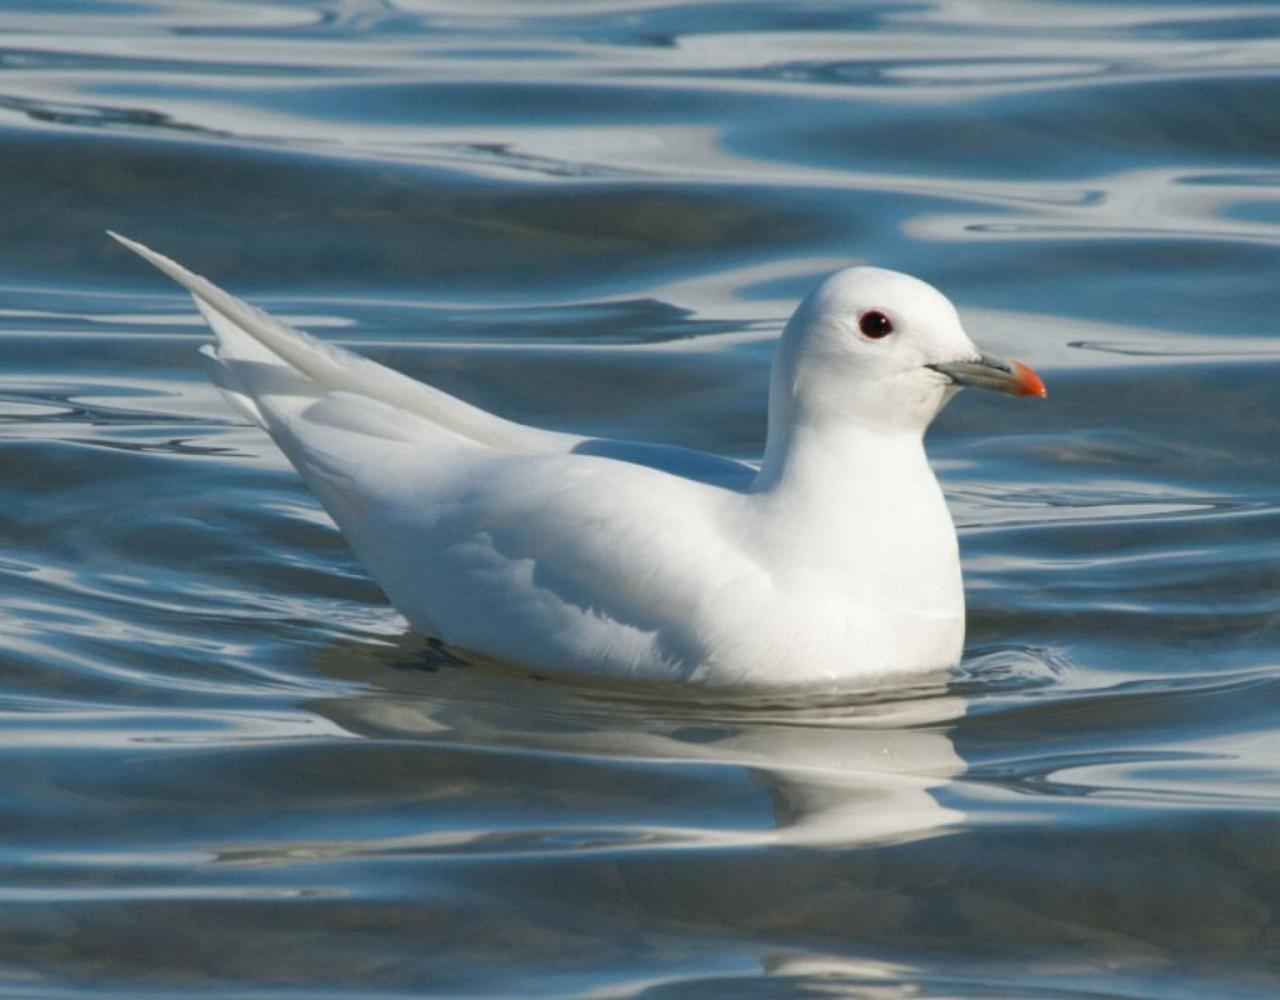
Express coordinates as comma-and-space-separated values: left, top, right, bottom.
220, 642, 967, 868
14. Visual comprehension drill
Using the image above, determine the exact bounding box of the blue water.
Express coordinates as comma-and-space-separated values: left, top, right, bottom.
1, 1, 1279, 995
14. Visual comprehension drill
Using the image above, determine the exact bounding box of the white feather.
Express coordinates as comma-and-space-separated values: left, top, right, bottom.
111, 232, 1037, 689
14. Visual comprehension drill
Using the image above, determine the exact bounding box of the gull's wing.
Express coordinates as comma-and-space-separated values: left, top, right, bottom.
110, 232, 756, 489
111, 234, 766, 677
109, 232, 576, 452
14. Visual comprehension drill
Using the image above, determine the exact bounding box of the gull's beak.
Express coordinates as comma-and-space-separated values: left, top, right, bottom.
928, 354, 1047, 398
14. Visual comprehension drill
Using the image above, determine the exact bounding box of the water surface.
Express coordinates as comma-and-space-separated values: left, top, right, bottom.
1, 1, 1279, 996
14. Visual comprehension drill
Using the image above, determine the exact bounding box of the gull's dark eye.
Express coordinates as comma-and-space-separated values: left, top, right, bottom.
858, 310, 894, 339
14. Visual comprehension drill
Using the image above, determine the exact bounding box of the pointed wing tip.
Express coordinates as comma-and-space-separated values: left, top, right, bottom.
105, 232, 212, 306
106, 229, 141, 253
106, 230, 166, 267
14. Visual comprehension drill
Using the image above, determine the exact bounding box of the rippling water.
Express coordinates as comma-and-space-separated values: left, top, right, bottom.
2, 1, 1279, 995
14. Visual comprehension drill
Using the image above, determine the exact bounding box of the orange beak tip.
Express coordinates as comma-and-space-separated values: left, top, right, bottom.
1011, 361, 1048, 399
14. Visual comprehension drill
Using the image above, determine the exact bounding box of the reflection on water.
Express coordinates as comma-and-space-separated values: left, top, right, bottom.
307, 658, 966, 853
1, 0, 1279, 996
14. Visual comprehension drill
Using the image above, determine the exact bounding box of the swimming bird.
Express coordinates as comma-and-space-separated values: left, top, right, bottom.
110, 233, 1045, 689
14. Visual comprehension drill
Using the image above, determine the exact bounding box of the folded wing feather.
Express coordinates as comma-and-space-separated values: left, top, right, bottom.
108, 231, 572, 453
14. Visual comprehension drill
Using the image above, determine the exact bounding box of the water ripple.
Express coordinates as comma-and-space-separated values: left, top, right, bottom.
1, 1, 1279, 996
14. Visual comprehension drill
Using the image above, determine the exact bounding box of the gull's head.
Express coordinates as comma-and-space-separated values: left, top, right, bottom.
774, 266, 1046, 437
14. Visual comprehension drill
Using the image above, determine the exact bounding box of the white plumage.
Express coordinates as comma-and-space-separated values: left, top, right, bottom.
112, 233, 1044, 690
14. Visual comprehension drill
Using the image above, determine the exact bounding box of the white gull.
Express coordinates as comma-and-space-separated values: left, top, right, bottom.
111, 233, 1045, 690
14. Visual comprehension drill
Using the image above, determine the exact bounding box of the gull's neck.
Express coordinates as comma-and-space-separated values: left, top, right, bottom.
751, 313, 937, 508
752, 417, 932, 512
747, 323, 957, 560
